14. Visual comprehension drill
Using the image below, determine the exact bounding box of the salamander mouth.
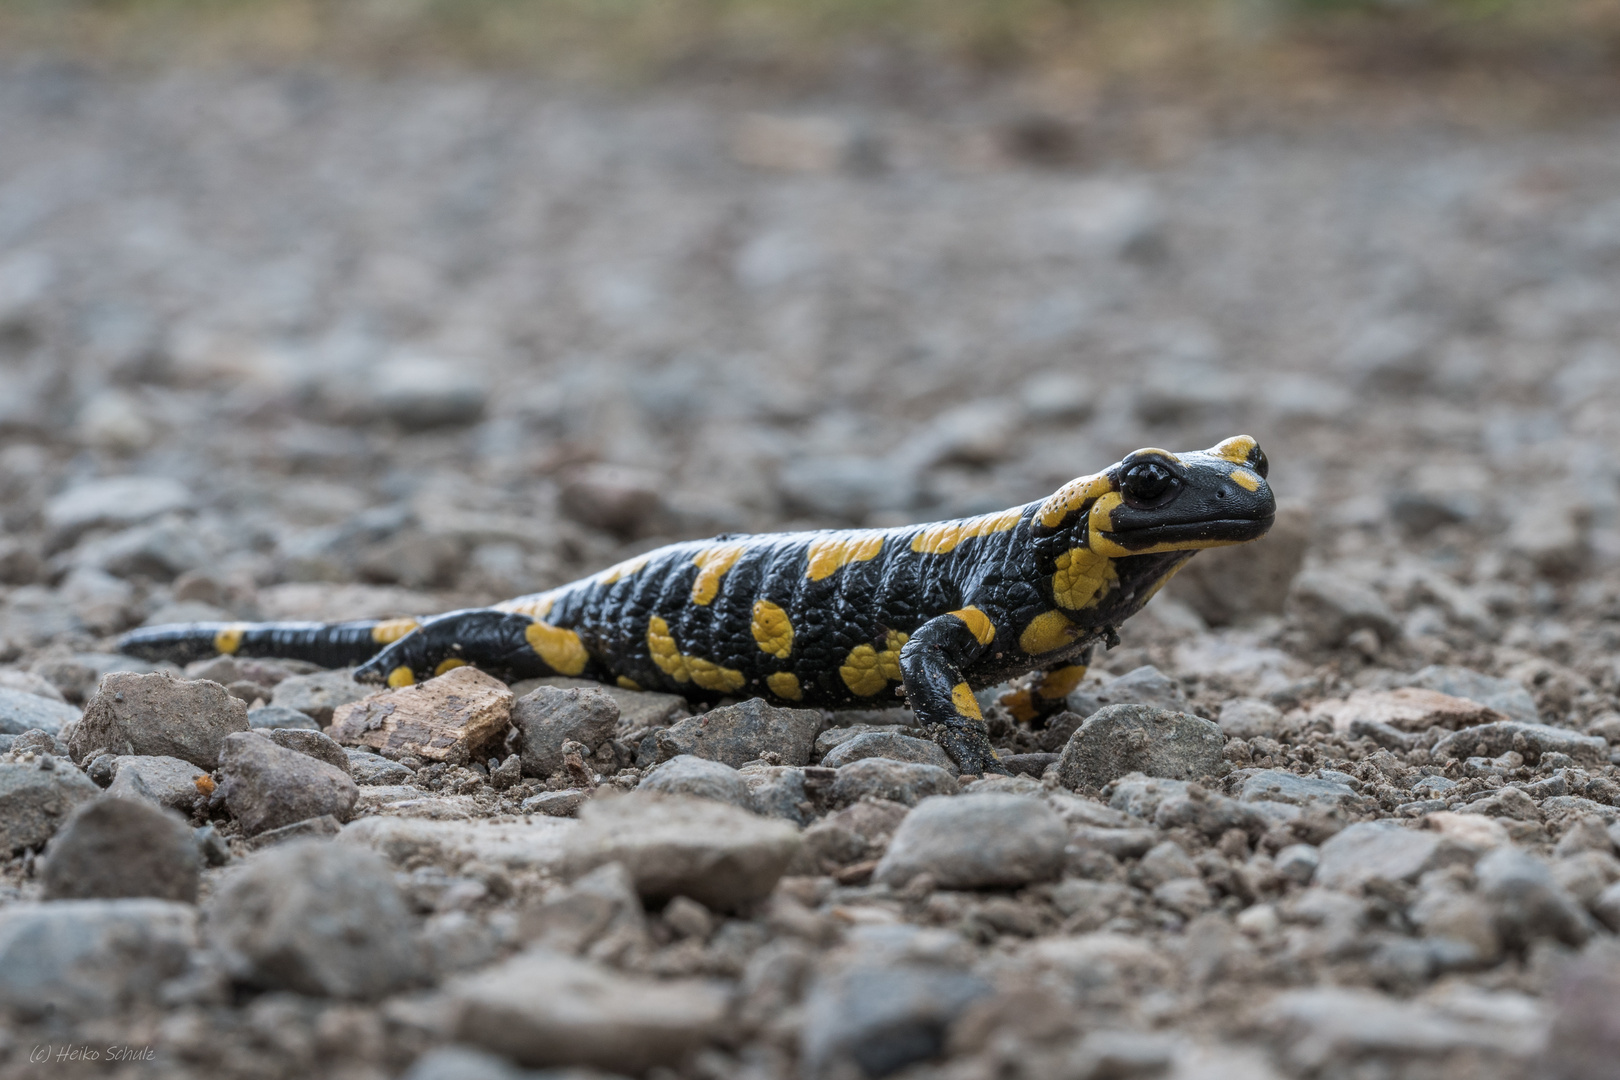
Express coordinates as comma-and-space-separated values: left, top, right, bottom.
1101, 513, 1275, 552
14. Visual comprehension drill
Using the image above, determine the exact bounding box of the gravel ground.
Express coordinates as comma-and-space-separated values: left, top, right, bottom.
2, 60, 1620, 1080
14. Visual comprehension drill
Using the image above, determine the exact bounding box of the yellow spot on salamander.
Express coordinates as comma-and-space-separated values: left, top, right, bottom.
213, 624, 248, 655
597, 555, 650, 586
767, 671, 802, 700
911, 507, 1023, 554
1037, 664, 1088, 700
498, 593, 556, 618
371, 617, 420, 645
1088, 491, 1122, 534
806, 533, 885, 581
688, 657, 746, 693
1019, 610, 1081, 655
646, 616, 745, 692
690, 543, 746, 605
617, 676, 641, 691
433, 658, 467, 676
1037, 473, 1112, 530
1052, 547, 1116, 610
1001, 688, 1038, 723
1209, 435, 1258, 465
1230, 468, 1260, 492
951, 682, 982, 720
751, 599, 795, 658
525, 621, 589, 676
839, 631, 909, 697
948, 607, 995, 646
387, 666, 416, 688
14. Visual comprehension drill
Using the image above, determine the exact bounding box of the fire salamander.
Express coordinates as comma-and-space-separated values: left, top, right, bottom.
120, 436, 1275, 774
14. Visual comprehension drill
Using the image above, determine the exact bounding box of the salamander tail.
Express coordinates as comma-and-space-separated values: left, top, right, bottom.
116, 616, 423, 668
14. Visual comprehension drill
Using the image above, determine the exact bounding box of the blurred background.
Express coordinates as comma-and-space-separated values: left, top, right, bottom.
2, 0, 1620, 652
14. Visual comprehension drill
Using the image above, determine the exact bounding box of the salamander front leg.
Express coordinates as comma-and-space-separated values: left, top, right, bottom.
898, 611, 1007, 776
999, 650, 1093, 727
353, 609, 574, 687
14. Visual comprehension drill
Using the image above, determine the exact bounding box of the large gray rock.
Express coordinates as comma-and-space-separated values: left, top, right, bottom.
1056, 705, 1226, 792
1405, 666, 1539, 725
206, 840, 422, 998
69, 671, 248, 769
452, 947, 730, 1072
0, 686, 79, 735
1475, 846, 1591, 947
0, 756, 101, 852
801, 963, 992, 1080
1286, 571, 1401, 648
513, 685, 619, 779
640, 754, 752, 808
820, 731, 956, 774
831, 758, 958, 807
1434, 721, 1607, 766
1316, 822, 1471, 891
654, 698, 821, 768
269, 668, 369, 726
874, 793, 1066, 889
41, 797, 200, 903
218, 731, 359, 836
0, 899, 197, 1019
562, 792, 800, 910
105, 754, 210, 813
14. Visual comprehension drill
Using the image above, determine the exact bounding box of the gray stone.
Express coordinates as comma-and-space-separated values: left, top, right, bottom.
33, 652, 177, 704
248, 814, 345, 848
1167, 502, 1310, 626
1316, 822, 1470, 891
1475, 846, 1592, 947
69, 671, 247, 769
1276, 843, 1321, 884
1592, 881, 1620, 933
106, 754, 210, 813
654, 698, 821, 768
401, 1047, 534, 1080
1069, 826, 1160, 860
0, 668, 67, 702
743, 765, 811, 824
0, 899, 197, 1019
207, 840, 422, 998
1106, 774, 1192, 820
1434, 721, 1607, 766
562, 792, 800, 910
831, 758, 958, 807
816, 723, 909, 757
346, 748, 416, 785
820, 730, 956, 774
522, 789, 590, 817
263, 727, 351, 773
452, 947, 729, 1072
0, 756, 101, 852
1545, 948, 1620, 1080
641, 754, 752, 807
513, 685, 619, 779
1153, 788, 1270, 838
1056, 705, 1226, 792
1240, 769, 1360, 808
247, 704, 321, 731
1405, 665, 1539, 725
270, 668, 369, 726
520, 861, 649, 956
792, 799, 910, 875
218, 731, 359, 836
0, 685, 79, 735
874, 793, 1066, 888
1286, 571, 1401, 648
1088, 665, 1188, 711
44, 476, 193, 541
801, 963, 992, 1080
1267, 986, 1547, 1070
9, 728, 65, 757
516, 678, 690, 729
1218, 698, 1289, 740
42, 797, 200, 903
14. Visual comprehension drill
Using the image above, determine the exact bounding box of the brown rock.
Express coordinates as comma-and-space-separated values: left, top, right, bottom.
329, 666, 513, 766
1310, 688, 1504, 735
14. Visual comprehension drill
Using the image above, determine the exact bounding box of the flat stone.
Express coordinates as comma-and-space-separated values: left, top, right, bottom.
562, 792, 799, 910
263, 727, 350, 773
218, 731, 359, 836
1315, 822, 1471, 891
41, 797, 200, 902
1217, 698, 1290, 740
207, 840, 422, 999
1434, 721, 1608, 766
521, 788, 591, 817
1268, 986, 1547, 1071
1311, 688, 1504, 735
831, 758, 958, 807
345, 748, 416, 785
269, 668, 370, 726
820, 730, 956, 774
654, 698, 821, 768
1068, 826, 1160, 860
0, 668, 67, 702
0, 899, 197, 1019
515, 676, 689, 729
1405, 666, 1539, 724
816, 723, 909, 757
1153, 789, 1270, 838
801, 963, 992, 1080
329, 665, 513, 766
105, 754, 210, 813
511, 684, 619, 779
1105, 774, 1192, 820
1240, 769, 1360, 808
247, 814, 345, 848
69, 671, 248, 769
452, 947, 730, 1072
341, 816, 576, 872
874, 793, 1066, 889
1056, 705, 1226, 792
1077, 665, 1188, 713
246, 704, 321, 731
0, 756, 101, 853
0, 685, 79, 735
640, 754, 752, 808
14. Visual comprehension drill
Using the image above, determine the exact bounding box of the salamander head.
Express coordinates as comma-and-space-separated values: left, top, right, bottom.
1035, 435, 1275, 556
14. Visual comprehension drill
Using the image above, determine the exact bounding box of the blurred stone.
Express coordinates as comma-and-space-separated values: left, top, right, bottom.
346, 748, 416, 785
0, 755, 102, 852
0, 899, 196, 1020
70, 670, 248, 769
1267, 986, 1545, 1070
1217, 698, 1288, 740
1170, 503, 1309, 625
1404, 666, 1539, 725
1056, 705, 1226, 792
743, 764, 812, 824
263, 727, 351, 773
105, 754, 210, 813
0, 538, 45, 584
247, 704, 321, 730
1241, 769, 1359, 809
270, 668, 370, 726
820, 730, 955, 773
1287, 572, 1400, 648
778, 455, 919, 521
218, 731, 359, 836
875, 793, 1065, 889
1545, 946, 1620, 1080
732, 113, 849, 172
1507, 493, 1588, 579
1074, 665, 1187, 713
1475, 846, 1591, 947
557, 464, 663, 537
641, 754, 752, 808
1311, 687, 1505, 736
42, 797, 200, 902
520, 861, 648, 956
654, 698, 821, 769
351, 356, 489, 428
1434, 721, 1607, 767
513, 684, 618, 779
400, 1047, 533, 1080
791, 799, 909, 875
831, 758, 958, 807
1316, 822, 1469, 892
44, 476, 193, 543
330, 665, 513, 767
0, 685, 79, 735
801, 963, 992, 1080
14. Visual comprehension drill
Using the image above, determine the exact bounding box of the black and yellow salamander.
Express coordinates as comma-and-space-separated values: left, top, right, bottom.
120, 436, 1275, 774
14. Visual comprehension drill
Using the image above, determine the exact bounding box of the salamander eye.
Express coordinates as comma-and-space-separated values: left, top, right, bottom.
1249, 446, 1269, 479
1121, 461, 1179, 509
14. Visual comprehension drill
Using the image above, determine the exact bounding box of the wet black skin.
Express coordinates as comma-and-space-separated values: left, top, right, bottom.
120, 439, 1275, 774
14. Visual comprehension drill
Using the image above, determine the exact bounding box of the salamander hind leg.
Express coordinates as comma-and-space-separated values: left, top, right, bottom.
999, 650, 1093, 727
898, 611, 1009, 776
353, 609, 588, 687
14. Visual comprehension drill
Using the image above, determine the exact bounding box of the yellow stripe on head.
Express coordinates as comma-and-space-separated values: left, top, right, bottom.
1037, 473, 1112, 530
1209, 435, 1258, 465
1230, 469, 1260, 492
